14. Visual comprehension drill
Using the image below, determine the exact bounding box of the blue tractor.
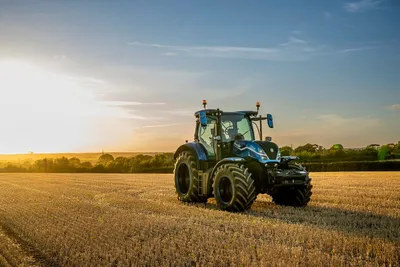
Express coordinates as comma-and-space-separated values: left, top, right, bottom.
173, 100, 312, 212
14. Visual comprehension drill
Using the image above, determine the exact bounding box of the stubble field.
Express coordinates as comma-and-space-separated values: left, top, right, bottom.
0, 172, 399, 267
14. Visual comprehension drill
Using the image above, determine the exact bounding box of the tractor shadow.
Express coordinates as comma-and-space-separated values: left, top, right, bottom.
194, 198, 400, 245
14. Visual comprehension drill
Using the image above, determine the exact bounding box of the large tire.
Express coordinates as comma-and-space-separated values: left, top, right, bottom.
174, 151, 207, 202
272, 178, 313, 207
212, 163, 257, 212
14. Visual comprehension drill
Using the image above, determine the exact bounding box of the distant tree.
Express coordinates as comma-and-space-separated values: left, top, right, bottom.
134, 154, 153, 162
294, 143, 319, 153
69, 157, 81, 167
330, 144, 344, 151
367, 144, 380, 150
151, 154, 168, 168
98, 153, 114, 165
54, 157, 70, 172
33, 158, 54, 172
356, 146, 379, 160
107, 157, 130, 172
91, 164, 106, 173
377, 145, 395, 160
280, 146, 293, 156
22, 161, 32, 169
81, 161, 93, 168
396, 142, 400, 159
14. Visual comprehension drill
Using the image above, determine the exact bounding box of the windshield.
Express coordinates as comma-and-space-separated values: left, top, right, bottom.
221, 114, 254, 141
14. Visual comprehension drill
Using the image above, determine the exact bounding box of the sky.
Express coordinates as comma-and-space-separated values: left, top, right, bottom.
0, 0, 399, 153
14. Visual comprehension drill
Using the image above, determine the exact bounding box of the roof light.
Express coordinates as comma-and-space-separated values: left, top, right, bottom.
203, 100, 207, 109
256, 102, 260, 115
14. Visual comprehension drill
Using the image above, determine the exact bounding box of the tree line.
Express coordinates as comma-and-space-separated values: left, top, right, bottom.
0, 153, 175, 173
280, 142, 400, 162
0, 141, 399, 173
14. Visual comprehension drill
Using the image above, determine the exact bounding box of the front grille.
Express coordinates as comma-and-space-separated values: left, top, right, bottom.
254, 141, 279, 160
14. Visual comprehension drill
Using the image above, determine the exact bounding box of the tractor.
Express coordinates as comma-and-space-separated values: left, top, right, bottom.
173, 100, 312, 212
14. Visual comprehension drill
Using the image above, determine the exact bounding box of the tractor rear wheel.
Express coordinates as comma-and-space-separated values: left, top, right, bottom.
174, 151, 207, 203
272, 178, 313, 207
212, 163, 256, 212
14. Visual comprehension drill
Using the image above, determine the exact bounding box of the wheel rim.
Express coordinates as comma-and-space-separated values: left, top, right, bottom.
177, 163, 190, 194
218, 176, 233, 204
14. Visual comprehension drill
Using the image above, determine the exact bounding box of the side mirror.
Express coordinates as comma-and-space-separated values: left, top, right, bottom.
267, 113, 273, 128
199, 110, 207, 127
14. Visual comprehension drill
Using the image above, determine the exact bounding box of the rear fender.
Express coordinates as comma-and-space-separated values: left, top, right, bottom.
174, 142, 208, 167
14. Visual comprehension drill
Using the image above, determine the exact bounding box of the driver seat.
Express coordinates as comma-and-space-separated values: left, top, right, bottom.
234, 134, 245, 141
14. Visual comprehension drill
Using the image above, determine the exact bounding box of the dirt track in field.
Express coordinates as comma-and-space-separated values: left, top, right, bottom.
0, 172, 399, 266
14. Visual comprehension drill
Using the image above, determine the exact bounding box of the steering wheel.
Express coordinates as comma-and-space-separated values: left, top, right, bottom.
224, 125, 234, 135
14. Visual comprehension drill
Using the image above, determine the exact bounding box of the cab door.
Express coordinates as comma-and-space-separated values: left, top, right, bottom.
197, 117, 216, 158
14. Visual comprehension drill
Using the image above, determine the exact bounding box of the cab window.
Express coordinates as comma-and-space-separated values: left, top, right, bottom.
198, 117, 216, 156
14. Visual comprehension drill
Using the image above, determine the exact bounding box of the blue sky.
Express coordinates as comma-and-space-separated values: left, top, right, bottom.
0, 0, 399, 152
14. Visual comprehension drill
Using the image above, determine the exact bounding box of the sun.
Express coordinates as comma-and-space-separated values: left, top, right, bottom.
0, 61, 93, 153
0, 61, 103, 153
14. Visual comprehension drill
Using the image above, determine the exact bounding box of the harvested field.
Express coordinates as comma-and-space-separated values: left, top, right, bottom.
0, 172, 399, 266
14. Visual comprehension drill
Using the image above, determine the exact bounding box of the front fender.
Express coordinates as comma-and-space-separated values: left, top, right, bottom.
206, 157, 247, 196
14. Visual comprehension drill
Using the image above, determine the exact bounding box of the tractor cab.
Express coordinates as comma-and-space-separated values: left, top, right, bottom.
194, 100, 274, 161
194, 110, 256, 158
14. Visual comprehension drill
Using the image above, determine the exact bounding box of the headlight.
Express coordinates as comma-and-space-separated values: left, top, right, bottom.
276, 150, 281, 161
251, 144, 269, 160
257, 147, 268, 158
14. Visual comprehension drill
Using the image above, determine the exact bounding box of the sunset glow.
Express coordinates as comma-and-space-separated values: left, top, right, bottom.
0, 61, 133, 153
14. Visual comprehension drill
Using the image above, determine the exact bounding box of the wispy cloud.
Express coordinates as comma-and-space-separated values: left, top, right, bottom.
280, 36, 307, 46
343, 0, 384, 13
324, 12, 332, 18
129, 41, 278, 54
129, 39, 385, 61
161, 52, 177, 56
387, 104, 400, 110
164, 109, 194, 116
337, 46, 378, 54
66, 76, 106, 86
141, 122, 193, 128
53, 55, 68, 61
128, 38, 319, 61
99, 101, 165, 106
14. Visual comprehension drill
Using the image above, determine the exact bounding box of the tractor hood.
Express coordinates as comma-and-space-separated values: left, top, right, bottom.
232, 140, 281, 164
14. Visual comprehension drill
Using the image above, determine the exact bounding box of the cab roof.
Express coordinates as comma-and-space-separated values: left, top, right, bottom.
194, 109, 258, 117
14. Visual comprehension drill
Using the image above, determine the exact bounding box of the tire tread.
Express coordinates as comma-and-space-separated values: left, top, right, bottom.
213, 163, 257, 212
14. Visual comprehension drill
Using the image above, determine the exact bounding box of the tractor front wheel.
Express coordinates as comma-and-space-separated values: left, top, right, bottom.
174, 151, 207, 203
212, 163, 256, 212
